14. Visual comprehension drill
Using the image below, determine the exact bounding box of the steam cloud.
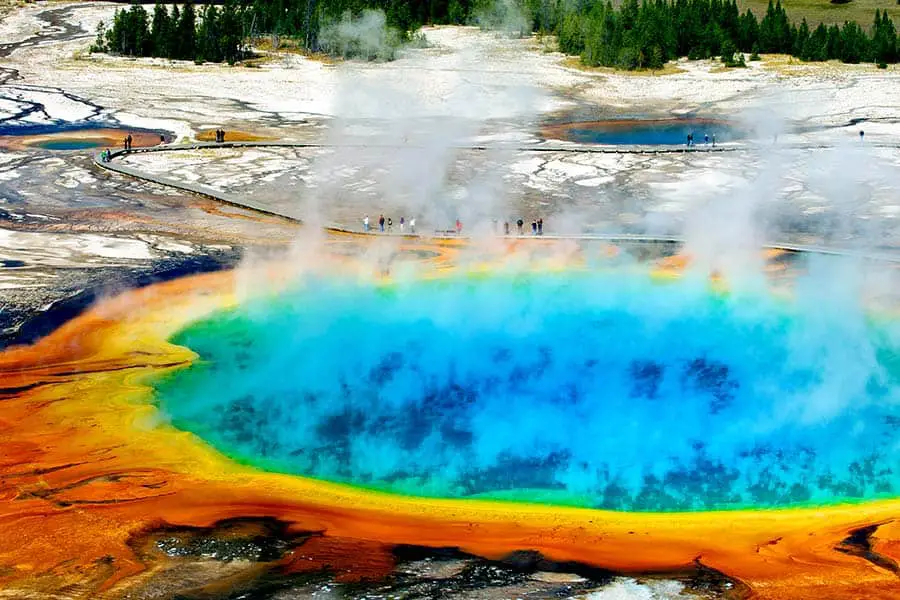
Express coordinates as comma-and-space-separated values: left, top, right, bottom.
193, 13, 900, 512
318, 9, 401, 62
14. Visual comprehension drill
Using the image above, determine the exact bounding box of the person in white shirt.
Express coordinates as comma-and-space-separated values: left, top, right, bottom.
363, 215, 370, 232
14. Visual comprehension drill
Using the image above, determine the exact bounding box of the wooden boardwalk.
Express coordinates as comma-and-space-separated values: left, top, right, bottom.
92, 141, 900, 262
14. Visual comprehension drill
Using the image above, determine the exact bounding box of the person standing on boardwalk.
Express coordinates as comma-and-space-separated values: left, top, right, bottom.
379, 214, 385, 232
410, 216, 416, 233
455, 218, 462, 234
504, 221, 510, 235
531, 220, 537, 235
387, 217, 393, 232
537, 218, 543, 235
399, 216, 405, 233
517, 218, 524, 234
127, 134, 133, 150
712, 133, 716, 147
363, 215, 369, 232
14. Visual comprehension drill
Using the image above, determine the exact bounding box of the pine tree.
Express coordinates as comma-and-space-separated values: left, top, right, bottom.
131, 4, 151, 56
839, 20, 869, 63
448, 0, 466, 24
197, 4, 221, 63
720, 38, 737, 64
872, 10, 898, 64
557, 8, 584, 56
176, 1, 197, 61
92, 20, 107, 53
826, 24, 841, 59
220, 0, 244, 65
104, 5, 150, 57
803, 23, 828, 61
648, 44, 664, 69
774, 0, 792, 53
792, 18, 809, 57
104, 8, 124, 54
737, 9, 759, 52
166, 5, 179, 55
759, 0, 777, 52
749, 42, 760, 60
151, 2, 171, 58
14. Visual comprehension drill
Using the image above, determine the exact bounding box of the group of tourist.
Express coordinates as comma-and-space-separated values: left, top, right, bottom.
688, 129, 867, 148
122, 134, 134, 150
504, 218, 544, 235
364, 214, 417, 234
361, 214, 547, 236
686, 132, 716, 147
214, 129, 227, 143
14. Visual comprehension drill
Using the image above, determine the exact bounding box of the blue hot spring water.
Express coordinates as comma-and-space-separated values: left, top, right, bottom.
154, 271, 900, 511
35, 139, 105, 151
561, 119, 744, 146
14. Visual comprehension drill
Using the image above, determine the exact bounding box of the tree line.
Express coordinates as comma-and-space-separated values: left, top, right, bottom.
91, 0, 481, 63
91, 0, 899, 69
92, 1, 244, 64
548, 0, 899, 70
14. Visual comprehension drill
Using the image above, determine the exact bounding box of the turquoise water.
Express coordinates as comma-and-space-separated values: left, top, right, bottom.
155, 271, 900, 511
35, 139, 104, 150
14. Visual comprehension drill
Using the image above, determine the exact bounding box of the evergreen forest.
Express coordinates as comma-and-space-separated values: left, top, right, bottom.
90, 0, 900, 69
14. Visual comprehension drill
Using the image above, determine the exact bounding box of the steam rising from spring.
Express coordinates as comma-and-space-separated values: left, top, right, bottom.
318, 9, 401, 62
227, 14, 900, 462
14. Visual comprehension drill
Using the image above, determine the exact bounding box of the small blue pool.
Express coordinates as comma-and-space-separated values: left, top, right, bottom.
34, 139, 106, 151
546, 118, 745, 146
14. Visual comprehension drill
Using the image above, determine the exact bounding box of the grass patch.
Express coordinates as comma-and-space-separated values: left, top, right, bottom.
737, 0, 900, 27
251, 37, 342, 63
530, 33, 560, 54
244, 38, 342, 67
759, 52, 896, 74
561, 55, 686, 75
253, 37, 305, 53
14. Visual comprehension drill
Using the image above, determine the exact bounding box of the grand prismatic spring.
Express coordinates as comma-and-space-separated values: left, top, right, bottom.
157, 266, 900, 511
2, 236, 900, 599
4, 2, 900, 599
